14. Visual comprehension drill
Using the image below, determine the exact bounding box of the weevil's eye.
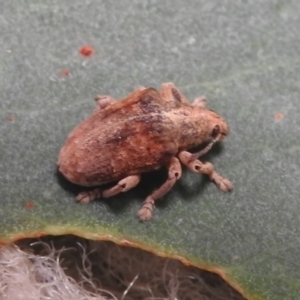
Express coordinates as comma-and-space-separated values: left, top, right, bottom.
211, 124, 220, 138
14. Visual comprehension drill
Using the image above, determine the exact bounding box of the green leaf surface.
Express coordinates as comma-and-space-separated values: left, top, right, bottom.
1, 1, 300, 299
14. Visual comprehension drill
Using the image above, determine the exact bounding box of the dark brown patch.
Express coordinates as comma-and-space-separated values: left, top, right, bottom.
137, 113, 168, 136
139, 96, 160, 114
141, 95, 153, 104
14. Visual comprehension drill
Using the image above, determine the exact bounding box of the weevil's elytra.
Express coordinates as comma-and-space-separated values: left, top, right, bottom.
58, 82, 233, 221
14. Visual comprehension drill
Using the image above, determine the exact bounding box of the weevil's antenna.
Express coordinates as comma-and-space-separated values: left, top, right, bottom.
191, 134, 222, 160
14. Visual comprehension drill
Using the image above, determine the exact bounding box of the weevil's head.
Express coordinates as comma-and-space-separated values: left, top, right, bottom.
206, 110, 229, 141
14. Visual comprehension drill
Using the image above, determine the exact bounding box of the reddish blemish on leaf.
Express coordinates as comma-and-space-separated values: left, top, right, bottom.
25, 201, 34, 209
274, 113, 283, 120
60, 69, 70, 77
7, 115, 15, 122
79, 46, 94, 57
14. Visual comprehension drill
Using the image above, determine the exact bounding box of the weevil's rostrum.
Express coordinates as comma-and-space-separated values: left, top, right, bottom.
58, 83, 232, 221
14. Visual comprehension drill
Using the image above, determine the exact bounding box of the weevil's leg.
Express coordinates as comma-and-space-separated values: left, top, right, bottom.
76, 188, 102, 204
192, 96, 207, 108
178, 151, 233, 192
137, 157, 182, 221
102, 175, 141, 198
159, 82, 190, 104
76, 175, 141, 204
94, 95, 117, 111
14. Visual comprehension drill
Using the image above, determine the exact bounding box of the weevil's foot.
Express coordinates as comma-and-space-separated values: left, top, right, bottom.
214, 176, 233, 192
137, 197, 155, 221
76, 192, 92, 204
76, 189, 102, 204
137, 207, 153, 221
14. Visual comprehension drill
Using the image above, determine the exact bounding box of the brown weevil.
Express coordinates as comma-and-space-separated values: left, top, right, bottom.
58, 83, 233, 221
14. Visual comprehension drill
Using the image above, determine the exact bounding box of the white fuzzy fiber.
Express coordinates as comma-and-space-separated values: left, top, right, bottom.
0, 236, 244, 300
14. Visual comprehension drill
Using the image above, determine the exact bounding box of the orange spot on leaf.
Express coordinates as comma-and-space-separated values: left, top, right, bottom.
79, 45, 94, 57
60, 69, 70, 77
274, 113, 284, 120
25, 201, 34, 209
